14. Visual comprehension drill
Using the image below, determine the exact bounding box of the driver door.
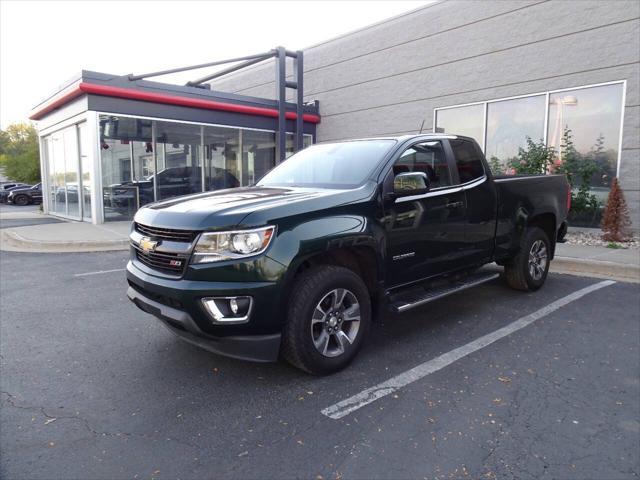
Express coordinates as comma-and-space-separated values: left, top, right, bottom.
384, 140, 467, 287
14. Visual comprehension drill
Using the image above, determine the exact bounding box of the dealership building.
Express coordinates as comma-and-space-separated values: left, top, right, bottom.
32, 0, 639, 227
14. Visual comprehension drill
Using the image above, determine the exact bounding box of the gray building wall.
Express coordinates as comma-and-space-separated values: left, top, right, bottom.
212, 0, 640, 227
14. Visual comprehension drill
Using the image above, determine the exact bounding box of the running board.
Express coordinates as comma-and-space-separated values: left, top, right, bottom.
388, 271, 500, 314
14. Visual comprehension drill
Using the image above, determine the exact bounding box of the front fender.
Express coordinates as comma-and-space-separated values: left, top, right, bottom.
268, 214, 381, 272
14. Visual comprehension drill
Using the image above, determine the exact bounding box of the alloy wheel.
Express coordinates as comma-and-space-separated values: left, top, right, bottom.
310, 288, 361, 358
528, 239, 548, 281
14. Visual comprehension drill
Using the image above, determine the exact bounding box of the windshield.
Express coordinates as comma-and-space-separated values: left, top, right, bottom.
258, 139, 396, 188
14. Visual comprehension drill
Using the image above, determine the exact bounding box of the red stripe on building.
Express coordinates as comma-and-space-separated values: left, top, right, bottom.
29, 85, 85, 120
30, 82, 320, 124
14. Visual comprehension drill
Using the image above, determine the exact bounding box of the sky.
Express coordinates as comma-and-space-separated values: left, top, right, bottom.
0, 0, 429, 128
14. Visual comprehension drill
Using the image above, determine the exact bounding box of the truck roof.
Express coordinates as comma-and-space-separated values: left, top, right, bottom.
324, 133, 466, 143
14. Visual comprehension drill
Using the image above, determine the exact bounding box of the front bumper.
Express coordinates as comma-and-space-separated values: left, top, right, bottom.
126, 261, 283, 362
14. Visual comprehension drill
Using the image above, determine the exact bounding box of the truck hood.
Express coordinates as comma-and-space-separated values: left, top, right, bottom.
133, 184, 375, 230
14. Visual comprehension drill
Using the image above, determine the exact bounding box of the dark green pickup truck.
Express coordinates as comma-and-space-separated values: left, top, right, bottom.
127, 134, 569, 374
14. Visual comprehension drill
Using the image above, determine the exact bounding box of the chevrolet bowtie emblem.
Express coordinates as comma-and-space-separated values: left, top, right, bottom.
139, 236, 159, 254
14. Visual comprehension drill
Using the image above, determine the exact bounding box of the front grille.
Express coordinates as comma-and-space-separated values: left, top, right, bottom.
132, 243, 189, 276
134, 222, 198, 243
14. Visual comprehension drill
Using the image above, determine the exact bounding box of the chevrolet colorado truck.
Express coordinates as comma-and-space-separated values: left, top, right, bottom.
127, 134, 570, 374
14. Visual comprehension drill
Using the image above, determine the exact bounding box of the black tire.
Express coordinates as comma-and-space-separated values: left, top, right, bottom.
13, 195, 29, 206
282, 265, 371, 375
504, 226, 551, 292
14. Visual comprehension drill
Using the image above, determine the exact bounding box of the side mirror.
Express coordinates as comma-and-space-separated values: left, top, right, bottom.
393, 171, 430, 197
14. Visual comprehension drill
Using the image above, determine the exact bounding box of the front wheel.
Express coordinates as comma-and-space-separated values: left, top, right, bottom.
504, 226, 551, 291
13, 195, 29, 206
282, 265, 371, 375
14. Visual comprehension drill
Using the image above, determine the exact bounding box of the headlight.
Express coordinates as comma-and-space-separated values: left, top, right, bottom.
192, 226, 275, 264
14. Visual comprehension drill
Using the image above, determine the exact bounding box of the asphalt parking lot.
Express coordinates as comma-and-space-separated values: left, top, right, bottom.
1, 246, 639, 479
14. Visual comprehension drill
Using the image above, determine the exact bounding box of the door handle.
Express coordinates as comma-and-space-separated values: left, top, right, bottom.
445, 201, 463, 208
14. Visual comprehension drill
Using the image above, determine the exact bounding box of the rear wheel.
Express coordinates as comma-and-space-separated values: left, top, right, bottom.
504, 226, 550, 291
13, 195, 29, 206
282, 265, 371, 375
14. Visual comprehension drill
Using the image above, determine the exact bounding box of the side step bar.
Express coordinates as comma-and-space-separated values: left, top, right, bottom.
388, 271, 500, 314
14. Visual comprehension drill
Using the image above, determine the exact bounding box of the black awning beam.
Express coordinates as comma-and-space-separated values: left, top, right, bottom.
127, 50, 277, 82
127, 47, 307, 163
186, 55, 273, 86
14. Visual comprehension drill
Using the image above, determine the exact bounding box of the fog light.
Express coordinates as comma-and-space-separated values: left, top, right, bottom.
201, 296, 252, 324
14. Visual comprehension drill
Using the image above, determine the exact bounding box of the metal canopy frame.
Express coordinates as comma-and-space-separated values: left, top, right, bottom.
127, 46, 305, 163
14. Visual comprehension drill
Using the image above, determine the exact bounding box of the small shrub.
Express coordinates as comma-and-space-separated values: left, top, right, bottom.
508, 137, 555, 175
601, 177, 632, 242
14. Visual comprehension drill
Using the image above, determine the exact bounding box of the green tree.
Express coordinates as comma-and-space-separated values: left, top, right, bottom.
488, 155, 503, 175
508, 137, 555, 174
0, 123, 41, 183
588, 133, 615, 187
555, 127, 600, 214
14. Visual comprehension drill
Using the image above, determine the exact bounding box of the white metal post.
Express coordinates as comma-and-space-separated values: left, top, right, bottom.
87, 111, 102, 224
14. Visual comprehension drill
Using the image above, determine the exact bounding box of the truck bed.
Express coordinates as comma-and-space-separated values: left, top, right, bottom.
492, 173, 569, 259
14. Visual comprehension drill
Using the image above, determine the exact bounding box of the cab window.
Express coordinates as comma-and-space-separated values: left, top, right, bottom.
393, 141, 452, 189
450, 138, 485, 183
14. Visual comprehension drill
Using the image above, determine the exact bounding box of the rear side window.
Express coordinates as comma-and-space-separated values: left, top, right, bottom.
450, 139, 485, 183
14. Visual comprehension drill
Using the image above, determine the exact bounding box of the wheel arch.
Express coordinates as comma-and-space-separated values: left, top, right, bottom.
527, 212, 557, 258
280, 244, 382, 323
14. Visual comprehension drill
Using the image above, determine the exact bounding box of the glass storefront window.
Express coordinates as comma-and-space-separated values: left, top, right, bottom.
203, 126, 240, 191
100, 116, 153, 221
485, 95, 546, 172
243, 130, 276, 185
286, 134, 313, 159
97, 114, 314, 221
435, 104, 484, 145
547, 83, 624, 190
155, 121, 203, 201
435, 83, 624, 190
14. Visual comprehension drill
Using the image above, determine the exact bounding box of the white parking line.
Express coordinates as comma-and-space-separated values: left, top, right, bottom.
321, 279, 616, 420
73, 268, 126, 277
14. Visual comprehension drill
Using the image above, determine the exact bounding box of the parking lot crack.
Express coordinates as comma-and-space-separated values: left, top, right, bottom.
2, 390, 200, 450
2, 390, 129, 439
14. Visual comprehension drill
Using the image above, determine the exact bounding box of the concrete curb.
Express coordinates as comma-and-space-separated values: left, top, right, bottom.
551, 256, 640, 283
0, 230, 129, 253
1, 228, 638, 282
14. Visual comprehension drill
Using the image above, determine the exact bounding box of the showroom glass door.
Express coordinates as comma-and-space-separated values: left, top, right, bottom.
48, 125, 82, 220
51, 130, 66, 216
62, 126, 81, 219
